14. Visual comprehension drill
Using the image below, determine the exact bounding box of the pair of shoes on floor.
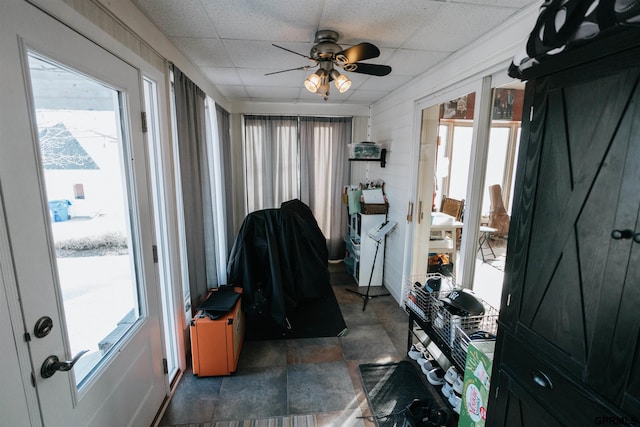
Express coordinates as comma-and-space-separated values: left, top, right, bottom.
407, 343, 425, 360
444, 366, 460, 385
441, 377, 464, 398
449, 393, 462, 414
418, 356, 435, 375
426, 367, 446, 386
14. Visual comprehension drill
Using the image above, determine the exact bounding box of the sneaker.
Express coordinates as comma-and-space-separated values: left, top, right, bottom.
449, 393, 462, 414
441, 382, 453, 398
426, 367, 446, 386
407, 343, 425, 360
453, 377, 464, 395
444, 366, 459, 385
420, 361, 433, 376
418, 358, 434, 370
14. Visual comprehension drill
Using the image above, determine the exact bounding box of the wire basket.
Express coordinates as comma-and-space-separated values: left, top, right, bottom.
403, 274, 499, 369
429, 291, 499, 368
403, 273, 455, 321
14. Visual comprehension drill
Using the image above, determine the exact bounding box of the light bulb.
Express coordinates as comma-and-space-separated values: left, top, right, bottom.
331, 71, 351, 93
304, 72, 321, 93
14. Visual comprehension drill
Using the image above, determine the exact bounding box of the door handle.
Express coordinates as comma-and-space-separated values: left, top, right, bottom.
530, 369, 553, 390
40, 350, 89, 378
407, 201, 414, 223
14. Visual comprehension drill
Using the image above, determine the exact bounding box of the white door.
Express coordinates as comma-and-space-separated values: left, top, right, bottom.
0, 1, 166, 426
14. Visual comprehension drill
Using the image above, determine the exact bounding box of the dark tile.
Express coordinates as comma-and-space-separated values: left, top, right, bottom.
287, 361, 358, 414
213, 366, 287, 421
237, 340, 287, 369
339, 324, 402, 362
159, 369, 223, 426
382, 319, 411, 357
286, 337, 343, 364
339, 302, 381, 328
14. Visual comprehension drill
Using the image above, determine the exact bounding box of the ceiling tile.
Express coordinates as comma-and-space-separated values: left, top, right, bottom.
245, 86, 302, 100
404, 3, 523, 51
386, 49, 451, 76
238, 68, 308, 87
216, 85, 250, 99
319, 0, 445, 47
358, 74, 412, 92
171, 37, 233, 67
132, 0, 215, 38
200, 67, 243, 86
223, 40, 315, 69
200, 0, 324, 42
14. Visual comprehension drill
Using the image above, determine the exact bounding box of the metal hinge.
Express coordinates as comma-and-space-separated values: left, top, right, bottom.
163, 358, 168, 374
152, 245, 158, 263
529, 106, 534, 121
141, 111, 148, 133
507, 293, 512, 307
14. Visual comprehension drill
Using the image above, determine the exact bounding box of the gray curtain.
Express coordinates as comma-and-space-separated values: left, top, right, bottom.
299, 117, 351, 259
173, 66, 216, 312
243, 115, 299, 212
215, 104, 234, 254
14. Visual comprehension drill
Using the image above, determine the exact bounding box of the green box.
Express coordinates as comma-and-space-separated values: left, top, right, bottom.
458, 341, 495, 427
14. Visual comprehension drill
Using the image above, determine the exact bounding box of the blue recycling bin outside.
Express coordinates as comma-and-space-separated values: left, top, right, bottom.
48, 200, 71, 222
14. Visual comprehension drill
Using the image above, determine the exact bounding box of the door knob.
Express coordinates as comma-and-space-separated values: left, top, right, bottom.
611, 229, 633, 240
40, 350, 89, 378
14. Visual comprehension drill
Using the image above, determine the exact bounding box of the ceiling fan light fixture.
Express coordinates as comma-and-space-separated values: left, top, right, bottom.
304, 71, 322, 93
331, 70, 351, 93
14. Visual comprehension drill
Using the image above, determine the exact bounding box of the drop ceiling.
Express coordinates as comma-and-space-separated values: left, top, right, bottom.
132, 0, 538, 105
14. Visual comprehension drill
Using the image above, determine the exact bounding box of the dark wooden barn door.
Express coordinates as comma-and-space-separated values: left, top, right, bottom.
492, 44, 640, 424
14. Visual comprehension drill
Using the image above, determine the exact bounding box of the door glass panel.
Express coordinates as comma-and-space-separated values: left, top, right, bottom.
28, 52, 140, 388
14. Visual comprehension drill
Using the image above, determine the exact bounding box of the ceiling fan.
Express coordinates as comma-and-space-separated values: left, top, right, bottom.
266, 30, 392, 100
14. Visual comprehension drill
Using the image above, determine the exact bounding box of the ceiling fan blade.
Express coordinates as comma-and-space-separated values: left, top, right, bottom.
348, 63, 392, 76
272, 43, 313, 60
337, 42, 380, 64
264, 66, 311, 76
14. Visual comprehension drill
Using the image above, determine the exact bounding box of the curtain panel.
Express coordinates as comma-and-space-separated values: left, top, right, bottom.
243, 115, 300, 213
243, 115, 351, 260
172, 65, 216, 313
300, 117, 351, 259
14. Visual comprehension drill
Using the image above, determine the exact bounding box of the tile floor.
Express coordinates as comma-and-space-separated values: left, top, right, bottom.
157, 254, 506, 427
157, 263, 409, 427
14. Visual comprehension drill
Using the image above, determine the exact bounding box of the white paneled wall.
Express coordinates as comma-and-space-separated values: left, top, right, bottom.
368, 5, 538, 304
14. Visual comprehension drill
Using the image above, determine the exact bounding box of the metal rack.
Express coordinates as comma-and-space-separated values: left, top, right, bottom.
404, 274, 499, 371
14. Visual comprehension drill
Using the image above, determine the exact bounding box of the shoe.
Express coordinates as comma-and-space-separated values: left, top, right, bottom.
407, 343, 425, 360
441, 382, 453, 398
449, 393, 462, 414
444, 366, 459, 385
426, 367, 446, 386
418, 358, 434, 370
453, 377, 464, 395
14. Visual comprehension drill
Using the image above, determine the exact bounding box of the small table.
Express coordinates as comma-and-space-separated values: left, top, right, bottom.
430, 213, 464, 266
478, 226, 498, 262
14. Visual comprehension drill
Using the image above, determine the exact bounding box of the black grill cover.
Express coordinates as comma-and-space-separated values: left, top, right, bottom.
227, 199, 330, 333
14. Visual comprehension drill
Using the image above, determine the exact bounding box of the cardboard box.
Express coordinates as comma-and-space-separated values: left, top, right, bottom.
459, 341, 495, 426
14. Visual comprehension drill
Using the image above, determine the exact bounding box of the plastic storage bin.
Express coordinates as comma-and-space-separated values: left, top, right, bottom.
348, 142, 382, 159
48, 200, 71, 222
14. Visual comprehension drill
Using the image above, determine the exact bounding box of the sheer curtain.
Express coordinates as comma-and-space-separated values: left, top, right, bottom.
172, 65, 216, 312
300, 117, 351, 259
243, 115, 299, 212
